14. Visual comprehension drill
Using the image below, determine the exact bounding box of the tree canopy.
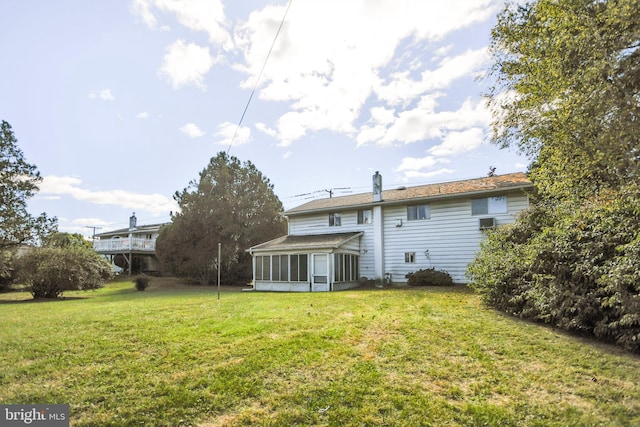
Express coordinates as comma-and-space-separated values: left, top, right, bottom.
156, 152, 287, 285
469, 0, 640, 352
488, 0, 640, 200
0, 120, 57, 249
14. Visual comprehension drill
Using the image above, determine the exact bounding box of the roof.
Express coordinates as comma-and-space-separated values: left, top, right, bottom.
285, 172, 533, 216
95, 223, 167, 238
248, 232, 363, 253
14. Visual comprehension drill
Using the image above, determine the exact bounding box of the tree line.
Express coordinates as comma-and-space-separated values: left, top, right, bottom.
1, 119, 285, 297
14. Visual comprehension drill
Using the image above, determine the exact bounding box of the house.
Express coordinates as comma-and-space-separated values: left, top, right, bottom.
93, 213, 167, 275
247, 172, 533, 291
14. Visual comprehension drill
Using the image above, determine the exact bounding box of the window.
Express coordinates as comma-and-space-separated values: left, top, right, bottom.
329, 212, 342, 226
334, 254, 360, 282
357, 209, 372, 224
472, 196, 507, 215
407, 204, 430, 220
255, 254, 307, 282
405, 252, 416, 263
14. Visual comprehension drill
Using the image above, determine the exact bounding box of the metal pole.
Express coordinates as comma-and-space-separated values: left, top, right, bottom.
217, 242, 221, 300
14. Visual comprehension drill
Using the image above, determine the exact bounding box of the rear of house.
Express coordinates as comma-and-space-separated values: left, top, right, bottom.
248, 172, 533, 291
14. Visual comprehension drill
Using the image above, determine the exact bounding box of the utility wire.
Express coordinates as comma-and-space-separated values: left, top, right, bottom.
226, 0, 293, 154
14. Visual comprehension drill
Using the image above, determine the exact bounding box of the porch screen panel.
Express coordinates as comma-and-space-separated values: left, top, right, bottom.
298, 254, 308, 281
280, 255, 289, 282
256, 256, 263, 280
291, 255, 299, 281
263, 256, 271, 281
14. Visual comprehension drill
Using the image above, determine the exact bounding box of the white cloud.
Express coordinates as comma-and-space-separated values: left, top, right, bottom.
158, 39, 215, 90
428, 128, 485, 157
233, 0, 497, 147
375, 48, 489, 106
398, 168, 456, 182
71, 218, 112, 226
180, 123, 205, 138
136, 112, 150, 119
358, 97, 491, 147
39, 176, 177, 215
215, 122, 251, 147
396, 156, 450, 172
131, 0, 231, 47
88, 89, 115, 101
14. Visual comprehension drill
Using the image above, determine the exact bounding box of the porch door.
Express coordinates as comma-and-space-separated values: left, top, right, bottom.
311, 253, 330, 292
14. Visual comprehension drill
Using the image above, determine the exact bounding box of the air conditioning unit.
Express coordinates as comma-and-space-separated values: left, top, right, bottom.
479, 217, 496, 230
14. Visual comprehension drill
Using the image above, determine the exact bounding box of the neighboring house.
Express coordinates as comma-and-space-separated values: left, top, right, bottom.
248, 172, 533, 292
93, 213, 166, 275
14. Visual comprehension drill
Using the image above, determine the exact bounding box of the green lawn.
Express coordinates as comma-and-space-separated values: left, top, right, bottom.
1, 279, 639, 426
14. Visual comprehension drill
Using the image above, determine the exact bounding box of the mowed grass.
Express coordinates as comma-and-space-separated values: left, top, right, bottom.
1, 279, 639, 426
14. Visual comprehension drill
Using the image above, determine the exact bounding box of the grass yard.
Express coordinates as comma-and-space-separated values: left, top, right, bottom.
1, 279, 639, 426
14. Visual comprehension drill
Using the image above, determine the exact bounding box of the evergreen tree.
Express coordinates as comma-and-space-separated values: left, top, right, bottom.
156, 152, 286, 285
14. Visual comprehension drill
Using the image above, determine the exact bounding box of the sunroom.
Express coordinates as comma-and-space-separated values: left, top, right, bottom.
247, 232, 363, 292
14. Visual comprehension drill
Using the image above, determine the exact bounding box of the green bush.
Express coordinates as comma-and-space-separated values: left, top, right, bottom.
134, 275, 150, 291
15, 246, 113, 299
467, 187, 640, 352
406, 268, 453, 286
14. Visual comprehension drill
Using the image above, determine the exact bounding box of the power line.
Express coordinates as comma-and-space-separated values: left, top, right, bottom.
226, 0, 293, 154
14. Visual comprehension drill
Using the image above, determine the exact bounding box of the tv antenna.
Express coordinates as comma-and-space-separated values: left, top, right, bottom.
85, 226, 102, 242
293, 187, 352, 200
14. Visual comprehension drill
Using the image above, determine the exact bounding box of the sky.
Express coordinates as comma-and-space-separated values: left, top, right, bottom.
1, 0, 527, 238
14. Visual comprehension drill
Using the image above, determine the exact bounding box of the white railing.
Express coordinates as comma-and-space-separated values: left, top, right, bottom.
93, 238, 156, 252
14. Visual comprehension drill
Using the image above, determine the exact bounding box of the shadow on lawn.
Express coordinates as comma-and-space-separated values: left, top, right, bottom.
0, 295, 89, 304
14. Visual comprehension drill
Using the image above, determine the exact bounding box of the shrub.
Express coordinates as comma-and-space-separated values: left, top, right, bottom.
406, 268, 453, 286
467, 186, 640, 353
134, 275, 150, 291
14, 246, 113, 299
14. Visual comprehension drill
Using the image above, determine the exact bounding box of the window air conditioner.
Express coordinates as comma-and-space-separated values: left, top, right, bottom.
479, 217, 496, 230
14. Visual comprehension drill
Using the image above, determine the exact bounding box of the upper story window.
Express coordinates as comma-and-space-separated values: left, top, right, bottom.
472, 196, 507, 215
329, 212, 342, 226
407, 204, 430, 221
357, 209, 372, 224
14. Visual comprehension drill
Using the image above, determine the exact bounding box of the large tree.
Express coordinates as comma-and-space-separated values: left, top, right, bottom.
469, 0, 640, 352
487, 0, 640, 200
156, 152, 286, 285
0, 120, 57, 249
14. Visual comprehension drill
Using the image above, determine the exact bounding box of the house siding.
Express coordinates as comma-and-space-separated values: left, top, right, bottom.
383, 192, 529, 283
286, 191, 529, 284
287, 210, 376, 280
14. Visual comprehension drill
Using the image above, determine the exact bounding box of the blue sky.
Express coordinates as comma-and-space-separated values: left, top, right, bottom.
1, 0, 526, 237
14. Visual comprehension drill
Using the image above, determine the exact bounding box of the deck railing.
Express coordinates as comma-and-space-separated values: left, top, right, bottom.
93, 238, 156, 252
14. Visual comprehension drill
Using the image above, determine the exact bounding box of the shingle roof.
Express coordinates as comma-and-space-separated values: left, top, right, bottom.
248, 232, 363, 253
285, 172, 532, 215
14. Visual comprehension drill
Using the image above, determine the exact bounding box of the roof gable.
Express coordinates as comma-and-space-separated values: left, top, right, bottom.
285, 172, 532, 215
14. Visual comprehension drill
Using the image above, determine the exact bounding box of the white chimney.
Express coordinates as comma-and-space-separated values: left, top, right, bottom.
373, 171, 382, 202
129, 212, 137, 231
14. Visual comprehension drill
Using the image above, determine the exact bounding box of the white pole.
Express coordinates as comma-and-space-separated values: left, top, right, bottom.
217, 242, 221, 300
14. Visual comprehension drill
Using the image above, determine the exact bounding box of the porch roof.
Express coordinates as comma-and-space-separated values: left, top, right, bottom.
248, 232, 363, 253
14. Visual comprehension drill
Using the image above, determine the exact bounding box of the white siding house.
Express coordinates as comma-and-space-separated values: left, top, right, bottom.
93, 213, 167, 275
248, 172, 533, 291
